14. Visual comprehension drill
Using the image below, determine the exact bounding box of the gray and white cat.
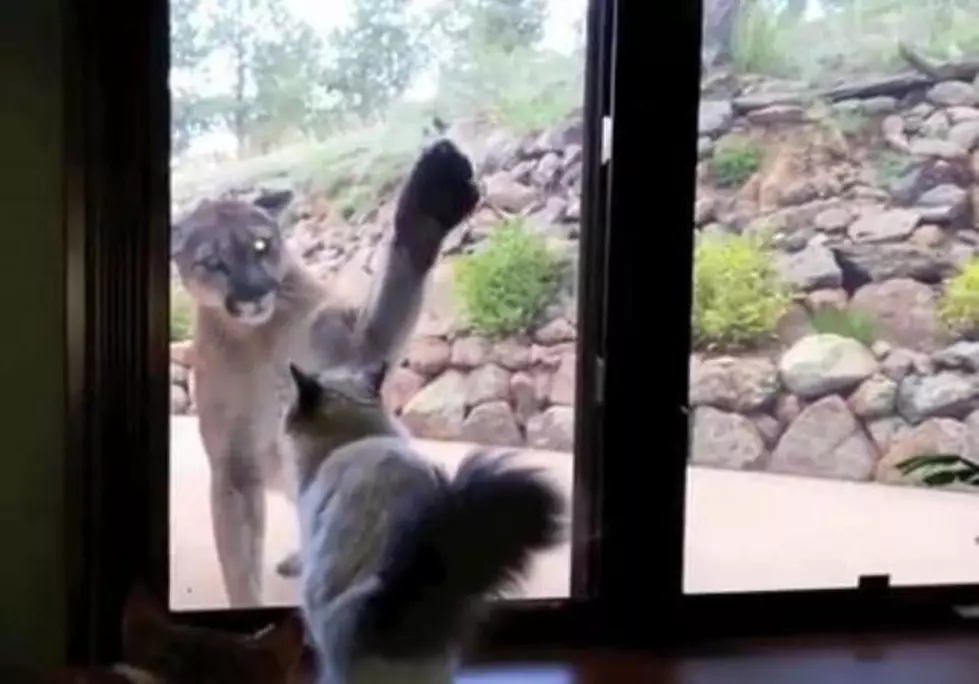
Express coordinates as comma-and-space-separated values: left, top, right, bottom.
280, 361, 566, 684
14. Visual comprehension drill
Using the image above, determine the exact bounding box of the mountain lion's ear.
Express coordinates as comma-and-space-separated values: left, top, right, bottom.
289, 363, 322, 411
253, 189, 294, 220
363, 360, 389, 398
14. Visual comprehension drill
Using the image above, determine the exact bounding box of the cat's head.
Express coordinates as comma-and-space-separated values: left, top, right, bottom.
282, 361, 390, 440
120, 585, 306, 684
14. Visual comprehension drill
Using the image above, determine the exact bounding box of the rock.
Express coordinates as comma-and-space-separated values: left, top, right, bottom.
381, 367, 425, 414
406, 336, 452, 376
806, 288, 848, 312
814, 206, 853, 233
690, 406, 766, 469
694, 196, 717, 226
871, 340, 893, 358
465, 364, 511, 406
461, 400, 523, 447
850, 279, 941, 352
769, 395, 878, 480
882, 114, 910, 150
451, 336, 491, 369
491, 338, 532, 371
698, 100, 733, 136
897, 372, 978, 423
549, 353, 576, 406
531, 342, 574, 368
778, 334, 879, 400
948, 120, 979, 151
933, 341, 979, 371
776, 244, 842, 291
534, 318, 576, 344
910, 224, 947, 247
847, 373, 898, 419
525, 406, 575, 451
881, 348, 916, 381
847, 208, 920, 243
510, 372, 538, 424
948, 106, 979, 123
775, 393, 803, 425
921, 110, 951, 138
170, 384, 190, 414
689, 356, 779, 412
866, 415, 912, 454
401, 370, 467, 439
833, 243, 954, 284
910, 137, 968, 160
750, 414, 782, 447
912, 183, 968, 223
747, 104, 807, 125
170, 362, 188, 386
484, 173, 537, 212
863, 96, 899, 114
927, 80, 979, 107
170, 340, 195, 368
876, 418, 969, 485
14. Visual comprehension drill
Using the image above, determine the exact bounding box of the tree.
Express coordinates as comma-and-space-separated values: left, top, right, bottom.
326, 0, 422, 121
468, 0, 548, 54
170, 0, 216, 156
701, 0, 743, 68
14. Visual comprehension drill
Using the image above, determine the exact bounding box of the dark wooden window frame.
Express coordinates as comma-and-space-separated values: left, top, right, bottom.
64, 0, 979, 668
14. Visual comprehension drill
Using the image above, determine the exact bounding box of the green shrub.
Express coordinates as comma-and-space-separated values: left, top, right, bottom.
939, 258, 979, 335
171, 286, 194, 342
454, 219, 564, 337
711, 135, 762, 188
810, 307, 876, 347
692, 233, 791, 350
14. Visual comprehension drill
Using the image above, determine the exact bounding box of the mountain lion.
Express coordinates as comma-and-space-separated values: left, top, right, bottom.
171, 139, 480, 608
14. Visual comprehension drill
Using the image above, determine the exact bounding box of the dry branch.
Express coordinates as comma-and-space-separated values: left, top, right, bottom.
729, 42, 979, 115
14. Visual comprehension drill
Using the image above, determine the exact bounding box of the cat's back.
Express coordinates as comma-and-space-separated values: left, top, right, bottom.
301, 436, 443, 527
298, 436, 445, 602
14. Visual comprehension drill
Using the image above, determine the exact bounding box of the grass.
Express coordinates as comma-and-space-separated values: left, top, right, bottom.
810, 307, 876, 347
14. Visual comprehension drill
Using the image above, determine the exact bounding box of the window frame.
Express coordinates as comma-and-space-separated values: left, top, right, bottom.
62, 0, 641, 665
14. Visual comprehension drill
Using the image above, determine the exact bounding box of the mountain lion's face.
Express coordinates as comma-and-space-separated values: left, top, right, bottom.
171, 196, 290, 326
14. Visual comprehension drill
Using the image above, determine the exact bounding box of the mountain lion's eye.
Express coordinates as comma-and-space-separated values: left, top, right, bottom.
252, 238, 269, 254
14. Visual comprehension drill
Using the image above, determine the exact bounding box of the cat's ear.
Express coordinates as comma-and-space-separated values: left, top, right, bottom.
251, 613, 306, 672
289, 363, 322, 411
253, 189, 294, 220
363, 360, 389, 397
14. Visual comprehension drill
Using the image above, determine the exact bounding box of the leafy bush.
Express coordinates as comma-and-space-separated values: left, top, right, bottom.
939, 258, 979, 335
810, 307, 876, 347
896, 454, 979, 488
454, 219, 564, 337
171, 286, 194, 342
692, 233, 791, 350
711, 135, 762, 188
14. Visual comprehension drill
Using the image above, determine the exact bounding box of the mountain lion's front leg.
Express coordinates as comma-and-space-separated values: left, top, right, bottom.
354, 138, 480, 366
196, 392, 268, 608
274, 139, 480, 581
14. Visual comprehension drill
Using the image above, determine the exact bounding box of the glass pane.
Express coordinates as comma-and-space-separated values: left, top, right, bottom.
686, 0, 979, 594
167, 0, 593, 611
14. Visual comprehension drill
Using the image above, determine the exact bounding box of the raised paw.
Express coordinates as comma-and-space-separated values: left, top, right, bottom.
275, 550, 303, 578
396, 138, 480, 236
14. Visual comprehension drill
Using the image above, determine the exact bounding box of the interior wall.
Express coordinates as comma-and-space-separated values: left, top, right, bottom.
0, 0, 66, 668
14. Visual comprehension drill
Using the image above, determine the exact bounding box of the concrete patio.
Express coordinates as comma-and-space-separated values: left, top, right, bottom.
169, 415, 979, 610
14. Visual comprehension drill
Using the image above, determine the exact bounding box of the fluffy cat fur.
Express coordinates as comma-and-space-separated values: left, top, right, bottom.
280, 362, 567, 684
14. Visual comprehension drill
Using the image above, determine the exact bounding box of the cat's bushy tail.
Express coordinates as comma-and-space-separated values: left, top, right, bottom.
355, 449, 566, 657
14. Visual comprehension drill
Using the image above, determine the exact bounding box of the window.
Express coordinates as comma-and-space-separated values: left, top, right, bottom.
686, 0, 979, 598
163, 0, 604, 614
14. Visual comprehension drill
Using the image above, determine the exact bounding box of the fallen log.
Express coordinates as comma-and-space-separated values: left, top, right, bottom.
729, 42, 979, 114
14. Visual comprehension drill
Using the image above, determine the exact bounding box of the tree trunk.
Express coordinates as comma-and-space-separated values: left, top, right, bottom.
701, 0, 742, 69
